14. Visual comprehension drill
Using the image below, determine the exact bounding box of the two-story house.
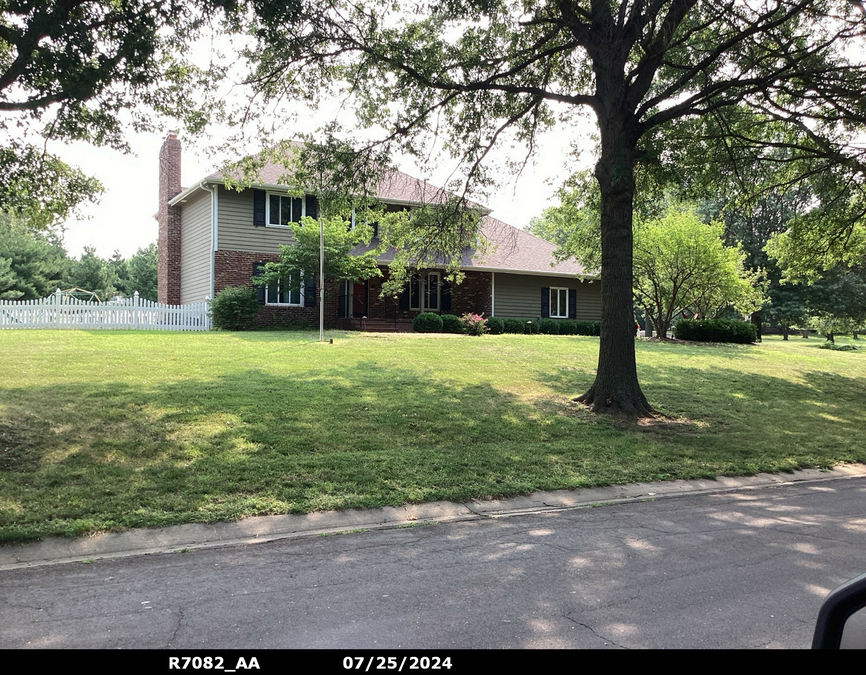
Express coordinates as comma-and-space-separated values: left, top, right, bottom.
157, 133, 600, 329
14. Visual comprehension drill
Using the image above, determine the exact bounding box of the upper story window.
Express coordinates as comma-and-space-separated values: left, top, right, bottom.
268, 194, 304, 227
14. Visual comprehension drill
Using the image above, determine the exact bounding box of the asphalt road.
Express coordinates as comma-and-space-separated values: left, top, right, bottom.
1, 472, 864, 651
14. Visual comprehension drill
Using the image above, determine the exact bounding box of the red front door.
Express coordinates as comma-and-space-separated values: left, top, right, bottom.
353, 281, 368, 317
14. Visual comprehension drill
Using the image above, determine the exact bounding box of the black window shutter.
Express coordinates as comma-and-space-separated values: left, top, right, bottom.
252, 263, 266, 304
541, 287, 550, 318
399, 286, 409, 310
304, 277, 316, 307
305, 195, 318, 219
568, 289, 577, 319
253, 190, 266, 226
441, 278, 451, 312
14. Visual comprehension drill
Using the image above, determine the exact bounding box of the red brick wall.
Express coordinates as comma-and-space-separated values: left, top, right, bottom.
157, 133, 182, 305
450, 271, 492, 317
365, 268, 492, 321
213, 250, 339, 328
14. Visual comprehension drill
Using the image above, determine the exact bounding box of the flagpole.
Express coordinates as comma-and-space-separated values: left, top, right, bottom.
319, 208, 325, 342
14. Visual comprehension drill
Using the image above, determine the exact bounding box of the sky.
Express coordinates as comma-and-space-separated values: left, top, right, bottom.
55, 116, 596, 261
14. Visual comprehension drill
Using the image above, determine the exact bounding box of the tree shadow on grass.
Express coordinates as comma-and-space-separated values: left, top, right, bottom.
543, 359, 866, 468
2, 353, 864, 543
0, 362, 621, 541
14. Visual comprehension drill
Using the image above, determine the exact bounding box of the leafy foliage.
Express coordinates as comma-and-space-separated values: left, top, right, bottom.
485, 316, 504, 335
538, 197, 764, 338
440, 314, 464, 334
633, 208, 764, 337
1, 0, 221, 226
800, 266, 866, 342
255, 216, 381, 294
62, 246, 118, 302
412, 312, 443, 333
459, 313, 488, 336
673, 319, 757, 344
0, 212, 68, 300
502, 318, 525, 334
538, 319, 560, 335
209, 287, 261, 331
119, 244, 159, 302
574, 321, 601, 337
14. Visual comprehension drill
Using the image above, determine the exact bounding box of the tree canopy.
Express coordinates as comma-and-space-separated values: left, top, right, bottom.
531, 197, 763, 336
255, 215, 382, 293
234, 0, 866, 416
634, 209, 763, 336
1, 0, 220, 226
0, 211, 67, 299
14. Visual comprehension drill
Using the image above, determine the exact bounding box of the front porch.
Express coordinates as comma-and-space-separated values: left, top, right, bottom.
336, 269, 493, 332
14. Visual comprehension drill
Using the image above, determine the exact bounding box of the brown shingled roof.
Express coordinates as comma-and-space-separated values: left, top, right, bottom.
472, 216, 592, 277
212, 154, 462, 209
206, 149, 593, 279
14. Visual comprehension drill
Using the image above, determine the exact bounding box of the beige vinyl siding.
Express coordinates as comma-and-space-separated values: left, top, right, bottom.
216, 187, 297, 253
493, 273, 601, 320
179, 189, 212, 304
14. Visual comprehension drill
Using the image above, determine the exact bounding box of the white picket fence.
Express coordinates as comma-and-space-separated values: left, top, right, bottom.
0, 290, 211, 331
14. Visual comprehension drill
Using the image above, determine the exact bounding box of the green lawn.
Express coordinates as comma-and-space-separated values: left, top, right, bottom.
1, 330, 863, 543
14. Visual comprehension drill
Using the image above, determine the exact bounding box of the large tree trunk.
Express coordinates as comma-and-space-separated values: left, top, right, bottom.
576, 112, 653, 418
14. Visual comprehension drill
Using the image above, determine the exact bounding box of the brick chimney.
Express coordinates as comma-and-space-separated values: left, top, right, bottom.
157, 133, 182, 305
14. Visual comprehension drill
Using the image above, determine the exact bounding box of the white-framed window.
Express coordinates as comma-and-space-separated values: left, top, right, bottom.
410, 272, 440, 311
266, 273, 303, 306
267, 193, 305, 228
549, 287, 568, 318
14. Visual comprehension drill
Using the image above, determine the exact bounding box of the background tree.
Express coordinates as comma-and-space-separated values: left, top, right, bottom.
761, 284, 809, 340
63, 246, 117, 302
1, 0, 220, 226
0, 211, 68, 300
534, 198, 763, 337
120, 244, 159, 302
235, 0, 866, 417
692, 182, 813, 339
801, 266, 866, 343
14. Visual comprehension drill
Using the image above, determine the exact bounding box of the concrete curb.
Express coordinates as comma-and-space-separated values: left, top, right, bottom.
3, 464, 865, 570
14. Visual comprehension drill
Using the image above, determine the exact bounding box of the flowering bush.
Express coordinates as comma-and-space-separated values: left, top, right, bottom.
459, 312, 489, 336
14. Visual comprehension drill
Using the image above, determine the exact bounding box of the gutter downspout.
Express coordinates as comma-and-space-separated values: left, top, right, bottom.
197, 182, 218, 303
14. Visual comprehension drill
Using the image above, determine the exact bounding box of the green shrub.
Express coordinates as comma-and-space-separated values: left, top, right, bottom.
538, 318, 560, 334
673, 319, 757, 343
556, 321, 577, 335
503, 318, 524, 334
440, 314, 464, 334
413, 312, 443, 333
486, 316, 505, 335
209, 286, 261, 331
574, 321, 601, 336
